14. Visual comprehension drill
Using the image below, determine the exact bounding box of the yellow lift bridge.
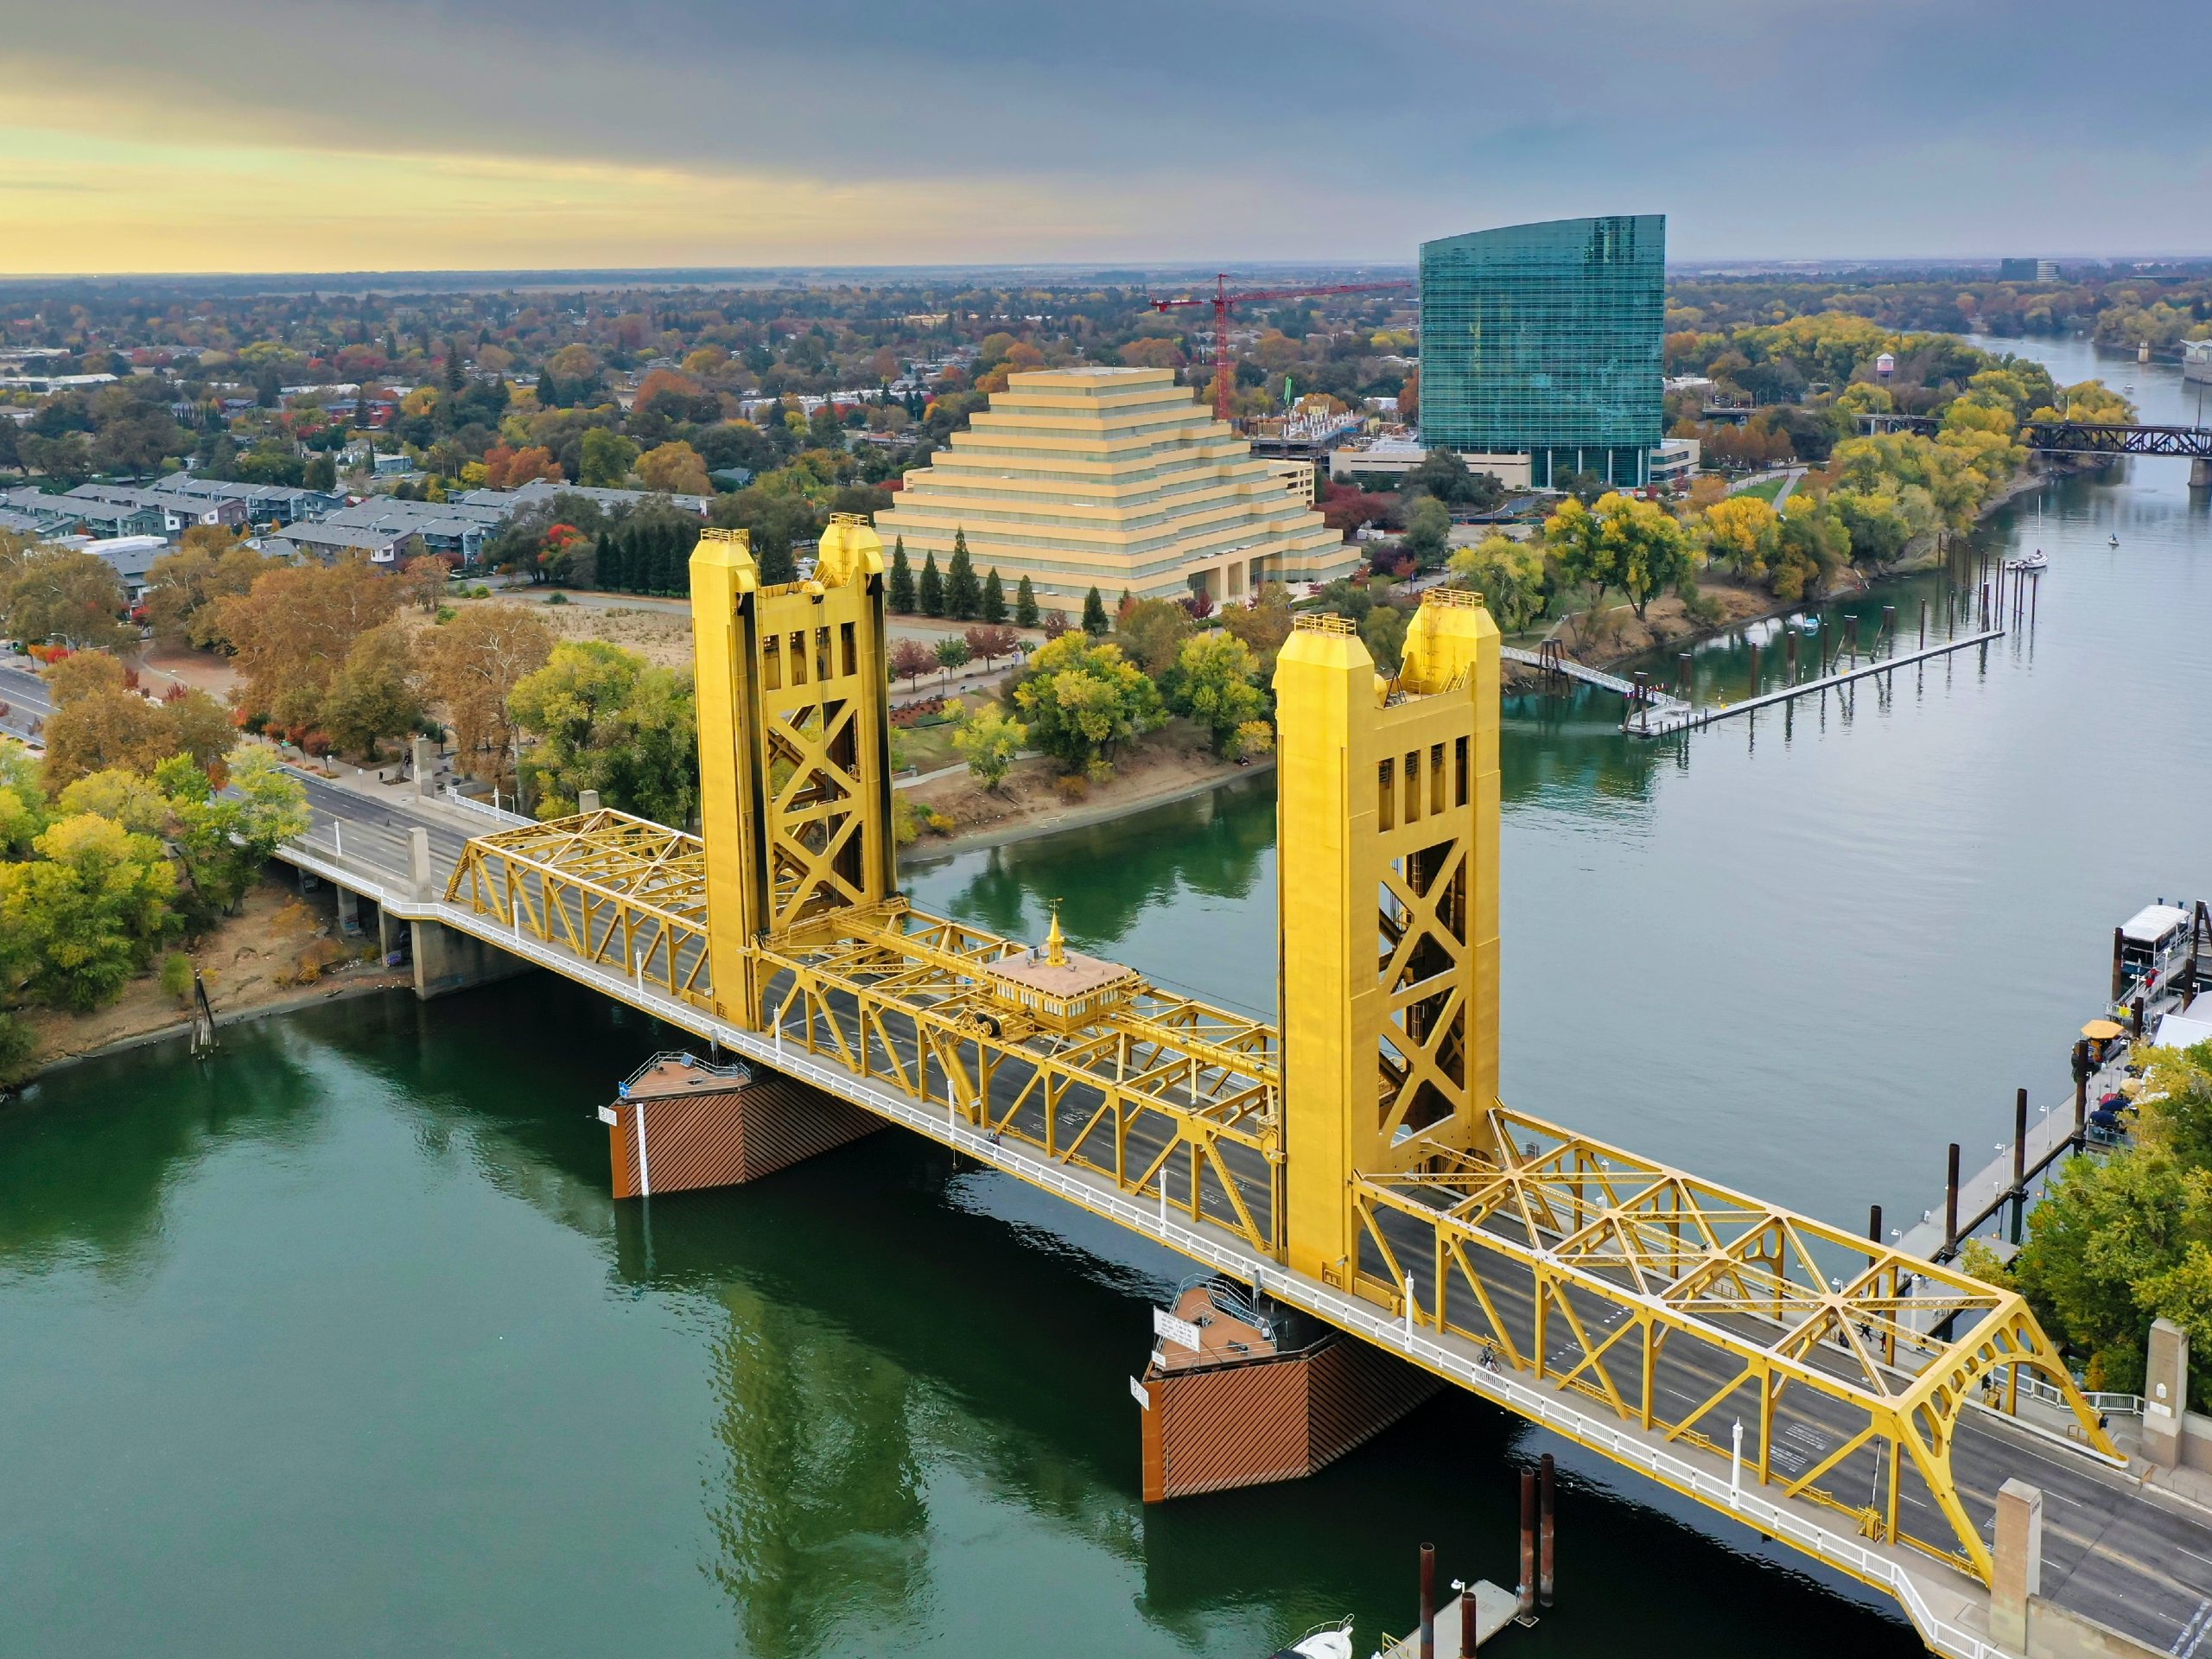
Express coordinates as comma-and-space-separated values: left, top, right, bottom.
445, 512, 2114, 1590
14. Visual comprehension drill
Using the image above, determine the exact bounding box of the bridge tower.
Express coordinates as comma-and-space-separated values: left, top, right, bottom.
1273, 592, 1503, 1284
690, 515, 898, 1027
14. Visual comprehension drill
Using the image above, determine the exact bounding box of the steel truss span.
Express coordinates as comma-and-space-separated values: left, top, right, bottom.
1350, 1109, 2113, 1580
1859, 413, 2212, 458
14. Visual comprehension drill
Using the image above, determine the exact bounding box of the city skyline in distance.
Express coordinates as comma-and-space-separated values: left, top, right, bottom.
4, 0, 2209, 275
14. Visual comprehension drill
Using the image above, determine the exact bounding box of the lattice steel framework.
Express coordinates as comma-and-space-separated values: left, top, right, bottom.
445, 809, 713, 1004
1349, 1107, 2117, 1580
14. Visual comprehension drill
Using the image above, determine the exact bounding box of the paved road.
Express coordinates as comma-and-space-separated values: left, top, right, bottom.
0, 661, 51, 745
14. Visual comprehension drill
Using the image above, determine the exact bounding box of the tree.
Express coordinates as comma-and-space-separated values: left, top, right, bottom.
302, 454, 337, 492
950, 702, 1026, 791
1543, 496, 1614, 619
1397, 366, 1419, 424
1081, 587, 1109, 637
1446, 533, 1547, 632
963, 625, 1020, 669
888, 639, 935, 690
944, 531, 981, 620
218, 556, 403, 728
2, 548, 128, 648
1700, 495, 1782, 579
417, 604, 555, 784
43, 651, 128, 708
918, 551, 945, 618
1040, 609, 1071, 640
1219, 583, 1296, 677
397, 554, 450, 613
0, 811, 176, 1010
143, 533, 273, 649
1010, 632, 1165, 775
578, 429, 639, 487
887, 537, 916, 613
1164, 631, 1267, 755
1402, 496, 1452, 569
1596, 493, 1693, 619
1116, 598, 1194, 677
320, 621, 424, 760
40, 690, 165, 787
508, 640, 700, 823
1361, 604, 1410, 673
1014, 574, 1039, 629
153, 748, 310, 928
638, 440, 712, 496
933, 635, 972, 679
1404, 448, 1502, 511
979, 567, 1007, 625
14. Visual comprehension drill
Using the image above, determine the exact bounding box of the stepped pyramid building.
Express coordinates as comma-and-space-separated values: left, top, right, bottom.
874, 367, 1352, 613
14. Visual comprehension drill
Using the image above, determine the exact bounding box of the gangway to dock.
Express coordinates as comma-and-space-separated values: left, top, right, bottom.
254, 519, 2212, 1659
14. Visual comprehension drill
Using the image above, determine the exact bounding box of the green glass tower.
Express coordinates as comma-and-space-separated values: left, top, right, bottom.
1419, 215, 1664, 488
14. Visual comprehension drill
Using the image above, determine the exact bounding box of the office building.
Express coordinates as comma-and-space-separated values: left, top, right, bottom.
1419, 215, 1665, 489
874, 367, 1351, 609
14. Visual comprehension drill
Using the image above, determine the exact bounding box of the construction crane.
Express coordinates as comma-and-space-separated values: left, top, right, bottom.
1148, 274, 1413, 423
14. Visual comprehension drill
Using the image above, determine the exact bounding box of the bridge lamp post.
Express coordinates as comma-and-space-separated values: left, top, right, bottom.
1731, 1420, 1743, 1506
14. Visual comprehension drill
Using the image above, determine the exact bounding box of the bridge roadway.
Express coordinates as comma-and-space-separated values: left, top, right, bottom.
273, 778, 2212, 1659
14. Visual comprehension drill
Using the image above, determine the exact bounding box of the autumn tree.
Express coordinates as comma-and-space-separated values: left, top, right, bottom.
1116, 598, 1193, 677
508, 640, 699, 823
1700, 495, 1782, 579
2, 548, 128, 648
638, 441, 712, 497
949, 701, 1027, 791
320, 621, 425, 760
963, 625, 1020, 670
577, 429, 639, 487
42, 651, 129, 707
1447, 533, 1548, 632
0, 811, 177, 1010
1011, 632, 1165, 776
218, 556, 404, 728
417, 604, 555, 785
397, 554, 451, 613
1162, 631, 1267, 755
1218, 582, 1295, 677
143, 531, 275, 649
888, 638, 936, 690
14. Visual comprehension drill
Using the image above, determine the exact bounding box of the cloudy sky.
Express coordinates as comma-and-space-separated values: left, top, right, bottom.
4, 0, 2207, 274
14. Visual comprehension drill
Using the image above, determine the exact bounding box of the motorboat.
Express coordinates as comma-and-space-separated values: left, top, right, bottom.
1789, 613, 1821, 635
2006, 550, 2049, 572
2109, 534, 2120, 547
1269, 1618, 1355, 1659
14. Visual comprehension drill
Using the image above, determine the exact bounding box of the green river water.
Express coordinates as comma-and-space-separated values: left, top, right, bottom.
4, 335, 2208, 1657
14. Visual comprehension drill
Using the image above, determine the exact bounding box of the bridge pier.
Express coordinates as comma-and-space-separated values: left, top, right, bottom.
2191, 457, 2209, 491
1135, 1283, 1439, 1502
605, 1057, 880, 1198
410, 918, 529, 1000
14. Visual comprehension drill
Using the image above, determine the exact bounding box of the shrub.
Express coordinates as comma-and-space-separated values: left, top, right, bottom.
1054, 773, 1090, 803
544, 591, 569, 606
159, 950, 193, 1001
925, 810, 956, 836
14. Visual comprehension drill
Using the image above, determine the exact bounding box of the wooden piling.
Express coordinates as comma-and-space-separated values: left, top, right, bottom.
2113, 926, 2126, 1002
1461, 1576, 1478, 1657
1945, 1142, 1961, 1252
2133, 996, 2146, 1039
2012, 1088, 2030, 1245
2074, 1043, 2089, 1148
1785, 627, 1798, 680
1747, 641, 1759, 691
1516, 1469, 1536, 1616
1919, 597, 1928, 647
1868, 1203, 1883, 1243
1420, 1542, 1436, 1659
1538, 1453, 1556, 1610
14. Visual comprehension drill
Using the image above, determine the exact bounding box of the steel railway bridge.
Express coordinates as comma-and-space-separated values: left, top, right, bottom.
274, 517, 2212, 1659
1856, 412, 2212, 464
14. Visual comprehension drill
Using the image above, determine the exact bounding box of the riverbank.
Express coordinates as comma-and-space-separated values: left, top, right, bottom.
16, 878, 407, 1082
899, 719, 1270, 859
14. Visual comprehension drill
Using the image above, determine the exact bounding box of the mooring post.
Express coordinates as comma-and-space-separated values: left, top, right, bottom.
2112, 926, 2126, 1002
1868, 1203, 1883, 1244
1459, 1576, 1478, 1657
1677, 652, 1692, 700
1919, 597, 1928, 647
2073, 1042, 2091, 1149
2012, 1087, 2030, 1244
1785, 626, 1798, 681
1944, 1142, 1961, 1253
1538, 1452, 1556, 1610
2133, 995, 2146, 1038
1516, 1469, 1536, 1616
1420, 1542, 1437, 1659
2031, 570, 2040, 626
1747, 641, 1759, 693
1882, 604, 1896, 649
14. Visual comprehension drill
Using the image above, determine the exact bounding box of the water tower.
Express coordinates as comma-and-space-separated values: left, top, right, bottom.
1874, 352, 1896, 378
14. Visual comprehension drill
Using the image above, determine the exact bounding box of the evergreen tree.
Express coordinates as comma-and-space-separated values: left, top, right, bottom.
1014, 573, 1039, 629
758, 540, 796, 585
918, 551, 945, 618
537, 372, 562, 409
979, 567, 1006, 625
944, 531, 980, 620
598, 524, 627, 591
888, 537, 916, 612
1082, 586, 1109, 637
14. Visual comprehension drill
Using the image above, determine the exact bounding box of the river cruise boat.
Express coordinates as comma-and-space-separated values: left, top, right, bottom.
2007, 550, 2048, 572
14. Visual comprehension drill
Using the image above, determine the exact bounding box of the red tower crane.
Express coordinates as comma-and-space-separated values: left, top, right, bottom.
1148, 273, 1413, 423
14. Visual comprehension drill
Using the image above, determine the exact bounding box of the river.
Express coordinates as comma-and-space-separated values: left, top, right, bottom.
3, 334, 2206, 1658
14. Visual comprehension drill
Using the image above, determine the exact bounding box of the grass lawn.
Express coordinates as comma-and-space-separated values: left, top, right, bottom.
897, 721, 963, 774
1730, 475, 1786, 503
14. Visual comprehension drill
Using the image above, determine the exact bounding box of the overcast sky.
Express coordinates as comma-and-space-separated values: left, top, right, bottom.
4, 0, 2207, 273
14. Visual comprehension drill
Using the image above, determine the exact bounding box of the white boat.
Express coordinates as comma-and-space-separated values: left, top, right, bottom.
2007, 550, 2049, 572
2109, 534, 2120, 547
1270, 1618, 1354, 1659
1789, 613, 1821, 635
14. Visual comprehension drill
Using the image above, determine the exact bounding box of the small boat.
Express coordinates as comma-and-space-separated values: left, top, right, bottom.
1789, 613, 1821, 635
1269, 1618, 1354, 1659
2109, 534, 2120, 547
2007, 550, 2048, 572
